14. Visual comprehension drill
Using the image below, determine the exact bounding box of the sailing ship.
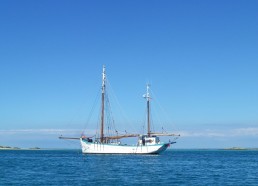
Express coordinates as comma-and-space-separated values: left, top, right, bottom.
60, 66, 179, 154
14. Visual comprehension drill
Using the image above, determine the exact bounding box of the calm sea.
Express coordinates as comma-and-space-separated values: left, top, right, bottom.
1, 149, 257, 185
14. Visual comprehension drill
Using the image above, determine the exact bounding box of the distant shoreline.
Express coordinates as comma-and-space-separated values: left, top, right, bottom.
174, 148, 258, 150
222, 147, 258, 151
0, 146, 41, 150
0, 146, 81, 151
0, 148, 79, 151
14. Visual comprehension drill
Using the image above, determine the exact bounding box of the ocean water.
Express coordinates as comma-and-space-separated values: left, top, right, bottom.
1, 149, 258, 185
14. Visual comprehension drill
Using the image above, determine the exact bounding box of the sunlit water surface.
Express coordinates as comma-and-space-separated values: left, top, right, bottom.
1, 149, 258, 185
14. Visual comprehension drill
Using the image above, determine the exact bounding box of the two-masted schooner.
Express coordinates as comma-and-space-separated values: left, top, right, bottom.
60, 66, 179, 154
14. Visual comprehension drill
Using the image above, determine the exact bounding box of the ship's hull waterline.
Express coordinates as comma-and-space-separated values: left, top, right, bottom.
80, 139, 169, 154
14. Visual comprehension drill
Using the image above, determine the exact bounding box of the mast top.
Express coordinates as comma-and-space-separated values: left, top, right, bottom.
143, 84, 151, 101
102, 65, 106, 92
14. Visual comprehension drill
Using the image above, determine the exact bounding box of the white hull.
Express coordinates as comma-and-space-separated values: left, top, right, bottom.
80, 138, 170, 154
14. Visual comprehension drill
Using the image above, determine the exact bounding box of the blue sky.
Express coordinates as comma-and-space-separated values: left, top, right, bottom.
0, 0, 257, 149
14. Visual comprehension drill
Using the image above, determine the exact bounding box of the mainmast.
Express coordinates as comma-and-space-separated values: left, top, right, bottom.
100, 65, 106, 143
144, 84, 151, 137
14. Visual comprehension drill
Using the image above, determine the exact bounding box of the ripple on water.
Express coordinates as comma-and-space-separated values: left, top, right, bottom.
0, 150, 258, 185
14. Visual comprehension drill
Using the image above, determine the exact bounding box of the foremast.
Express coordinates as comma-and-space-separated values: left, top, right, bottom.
100, 65, 106, 143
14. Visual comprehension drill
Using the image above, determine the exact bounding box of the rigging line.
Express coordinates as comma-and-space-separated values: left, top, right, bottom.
65, 91, 90, 130
105, 87, 117, 134
105, 81, 118, 137
82, 89, 101, 135
150, 108, 155, 134
104, 77, 117, 134
95, 98, 102, 138
140, 105, 147, 134
62, 138, 80, 149
150, 99, 162, 132
88, 95, 102, 141
150, 88, 177, 130
106, 77, 138, 133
